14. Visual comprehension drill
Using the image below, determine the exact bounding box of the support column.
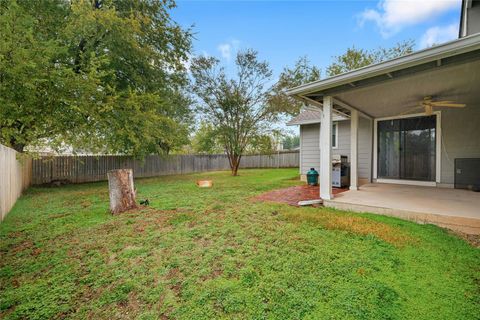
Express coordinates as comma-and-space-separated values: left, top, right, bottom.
320, 96, 333, 200
350, 109, 359, 190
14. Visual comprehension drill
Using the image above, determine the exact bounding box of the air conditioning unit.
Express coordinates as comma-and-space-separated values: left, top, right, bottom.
455, 158, 480, 191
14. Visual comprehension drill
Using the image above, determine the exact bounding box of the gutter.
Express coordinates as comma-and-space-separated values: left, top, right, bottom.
286, 32, 480, 96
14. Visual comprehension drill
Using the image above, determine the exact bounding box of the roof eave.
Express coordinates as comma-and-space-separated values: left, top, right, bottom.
286, 119, 321, 126
286, 33, 480, 97
287, 115, 349, 126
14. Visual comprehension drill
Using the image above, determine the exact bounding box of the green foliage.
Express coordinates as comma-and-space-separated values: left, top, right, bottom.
269, 56, 321, 115
0, 169, 479, 319
191, 50, 281, 174
191, 122, 224, 154
191, 121, 277, 155
282, 135, 300, 150
244, 132, 275, 154
326, 40, 415, 76
274, 41, 415, 118
0, 0, 192, 155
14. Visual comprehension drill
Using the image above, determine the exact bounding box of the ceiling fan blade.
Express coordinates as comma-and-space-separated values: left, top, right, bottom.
432, 103, 466, 108
399, 105, 423, 116
429, 100, 455, 105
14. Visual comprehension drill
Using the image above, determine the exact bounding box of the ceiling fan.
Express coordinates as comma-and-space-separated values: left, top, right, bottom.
400, 96, 466, 116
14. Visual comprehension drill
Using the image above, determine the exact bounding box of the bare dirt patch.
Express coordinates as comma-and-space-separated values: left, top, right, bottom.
165, 267, 183, 297
285, 211, 415, 246
252, 185, 347, 206
11, 240, 34, 254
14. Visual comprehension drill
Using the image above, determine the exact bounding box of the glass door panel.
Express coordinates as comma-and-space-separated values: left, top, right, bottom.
378, 120, 400, 179
378, 115, 436, 181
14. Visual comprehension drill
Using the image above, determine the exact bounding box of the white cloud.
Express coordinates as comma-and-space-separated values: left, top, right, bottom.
218, 43, 232, 60
217, 39, 240, 61
359, 0, 459, 37
420, 23, 458, 48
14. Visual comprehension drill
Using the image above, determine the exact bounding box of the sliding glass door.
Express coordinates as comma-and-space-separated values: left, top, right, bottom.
377, 115, 436, 181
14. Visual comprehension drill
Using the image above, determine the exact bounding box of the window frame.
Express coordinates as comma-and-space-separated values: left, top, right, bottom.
332, 121, 339, 149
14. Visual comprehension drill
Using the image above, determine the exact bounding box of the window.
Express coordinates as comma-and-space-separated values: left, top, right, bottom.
332, 122, 338, 149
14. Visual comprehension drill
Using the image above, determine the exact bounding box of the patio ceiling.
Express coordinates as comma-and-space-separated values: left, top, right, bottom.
332, 57, 480, 118
305, 52, 480, 119
288, 34, 480, 119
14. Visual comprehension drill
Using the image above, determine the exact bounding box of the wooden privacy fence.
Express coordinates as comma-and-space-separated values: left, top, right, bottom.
31, 151, 299, 185
0, 144, 32, 221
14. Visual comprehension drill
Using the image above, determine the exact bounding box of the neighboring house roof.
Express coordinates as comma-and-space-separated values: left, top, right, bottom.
286, 32, 480, 98
287, 106, 347, 126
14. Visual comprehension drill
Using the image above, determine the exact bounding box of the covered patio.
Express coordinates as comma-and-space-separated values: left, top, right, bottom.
287, 34, 480, 234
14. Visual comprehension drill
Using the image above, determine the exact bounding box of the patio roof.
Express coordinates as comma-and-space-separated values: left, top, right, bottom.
286, 29, 480, 202
287, 33, 480, 99
286, 33, 480, 120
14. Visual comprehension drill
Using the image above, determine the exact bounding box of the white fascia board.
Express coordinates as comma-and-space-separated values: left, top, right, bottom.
287, 115, 348, 126
286, 119, 321, 126
286, 33, 480, 96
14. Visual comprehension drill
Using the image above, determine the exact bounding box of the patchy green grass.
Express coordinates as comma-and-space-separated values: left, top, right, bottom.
0, 168, 479, 319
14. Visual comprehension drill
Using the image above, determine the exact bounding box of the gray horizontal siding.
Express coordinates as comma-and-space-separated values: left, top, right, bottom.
440, 106, 480, 186
300, 124, 320, 174
299, 118, 373, 180
358, 117, 373, 180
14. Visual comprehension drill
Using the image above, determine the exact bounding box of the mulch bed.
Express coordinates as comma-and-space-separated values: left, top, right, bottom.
253, 184, 347, 206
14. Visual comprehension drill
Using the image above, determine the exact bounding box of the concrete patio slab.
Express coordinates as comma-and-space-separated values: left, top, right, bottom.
324, 183, 480, 234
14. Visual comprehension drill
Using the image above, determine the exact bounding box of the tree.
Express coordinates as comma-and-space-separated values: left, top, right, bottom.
326, 40, 415, 76
0, 0, 192, 155
245, 133, 276, 155
283, 135, 300, 150
191, 121, 279, 155
191, 122, 224, 154
190, 49, 282, 175
269, 56, 321, 116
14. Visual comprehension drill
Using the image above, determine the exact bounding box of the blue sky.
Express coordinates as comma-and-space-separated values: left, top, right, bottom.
173, 0, 462, 78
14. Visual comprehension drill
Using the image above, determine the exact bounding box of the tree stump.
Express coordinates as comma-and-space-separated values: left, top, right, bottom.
107, 169, 137, 214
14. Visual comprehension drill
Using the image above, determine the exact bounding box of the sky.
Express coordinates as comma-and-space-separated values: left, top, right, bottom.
172, 0, 462, 78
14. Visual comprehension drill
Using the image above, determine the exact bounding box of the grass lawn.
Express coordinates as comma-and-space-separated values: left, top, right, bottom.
0, 168, 479, 319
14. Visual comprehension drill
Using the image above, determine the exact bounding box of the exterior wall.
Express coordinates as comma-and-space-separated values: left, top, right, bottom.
440, 105, 480, 186
358, 117, 373, 183
299, 118, 373, 182
467, 1, 480, 36
334, 120, 351, 160
299, 123, 320, 175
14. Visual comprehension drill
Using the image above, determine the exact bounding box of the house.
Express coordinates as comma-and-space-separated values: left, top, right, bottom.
287, 106, 371, 185
286, 0, 480, 234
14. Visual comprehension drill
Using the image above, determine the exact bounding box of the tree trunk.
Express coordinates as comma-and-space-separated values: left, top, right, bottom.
107, 169, 137, 214
229, 154, 241, 176
10, 138, 25, 153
